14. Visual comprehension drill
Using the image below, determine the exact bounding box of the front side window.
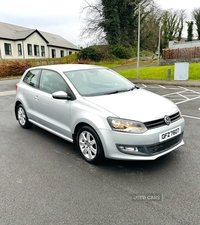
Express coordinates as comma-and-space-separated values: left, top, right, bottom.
23, 69, 40, 87
27, 44, 32, 56
41, 46, 45, 57
4, 43, 12, 55
39, 70, 67, 94
18, 44, 22, 55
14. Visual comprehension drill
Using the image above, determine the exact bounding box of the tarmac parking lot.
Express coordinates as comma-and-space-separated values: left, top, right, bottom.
140, 83, 200, 120
0, 79, 200, 225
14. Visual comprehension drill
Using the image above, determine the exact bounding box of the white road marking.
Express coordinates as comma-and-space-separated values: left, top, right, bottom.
176, 96, 200, 105
0, 90, 16, 97
183, 115, 200, 120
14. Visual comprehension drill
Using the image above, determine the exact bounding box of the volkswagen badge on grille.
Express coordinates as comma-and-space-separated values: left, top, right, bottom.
164, 115, 171, 125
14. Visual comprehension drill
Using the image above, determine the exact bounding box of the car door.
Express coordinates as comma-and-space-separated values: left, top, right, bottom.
34, 69, 73, 141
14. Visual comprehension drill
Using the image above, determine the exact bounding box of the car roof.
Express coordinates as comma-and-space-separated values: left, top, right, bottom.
30, 64, 105, 73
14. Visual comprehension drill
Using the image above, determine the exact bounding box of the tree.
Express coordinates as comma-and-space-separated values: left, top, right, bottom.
161, 9, 186, 48
186, 21, 194, 41
192, 8, 200, 40
80, 0, 105, 45
80, 0, 156, 47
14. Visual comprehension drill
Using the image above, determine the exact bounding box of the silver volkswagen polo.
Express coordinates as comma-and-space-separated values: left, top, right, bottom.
15, 64, 185, 164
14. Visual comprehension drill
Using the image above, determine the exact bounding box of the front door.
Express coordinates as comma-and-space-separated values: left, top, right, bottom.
34, 69, 72, 141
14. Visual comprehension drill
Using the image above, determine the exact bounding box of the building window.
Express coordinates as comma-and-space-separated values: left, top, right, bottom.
52, 49, 56, 58
27, 44, 32, 56
41, 46, 45, 57
18, 44, 22, 56
4, 43, 12, 55
34, 45, 39, 56
69, 51, 72, 55
60, 50, 64, 57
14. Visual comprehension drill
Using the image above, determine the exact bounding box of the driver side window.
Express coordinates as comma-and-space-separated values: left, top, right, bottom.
39, 70, 67, 94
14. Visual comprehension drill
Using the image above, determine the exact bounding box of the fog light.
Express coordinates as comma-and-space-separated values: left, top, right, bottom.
119, 146, 139, 152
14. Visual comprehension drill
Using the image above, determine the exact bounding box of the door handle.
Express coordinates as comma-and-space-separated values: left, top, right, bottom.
34, 95, 39, 101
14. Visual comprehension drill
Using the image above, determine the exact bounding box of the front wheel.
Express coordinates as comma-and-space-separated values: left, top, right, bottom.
17, 104, 33, 129
76, 126, 104, 164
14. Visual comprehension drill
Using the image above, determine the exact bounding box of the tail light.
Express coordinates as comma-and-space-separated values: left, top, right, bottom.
16, 84, 18, 90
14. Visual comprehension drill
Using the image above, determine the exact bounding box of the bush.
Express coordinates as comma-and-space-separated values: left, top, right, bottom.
110, 45, 135, 59
79, 46, 102, 61
0, 60, 32, 78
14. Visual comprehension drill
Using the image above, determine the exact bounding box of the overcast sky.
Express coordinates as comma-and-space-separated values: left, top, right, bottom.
0, 0, 199, 47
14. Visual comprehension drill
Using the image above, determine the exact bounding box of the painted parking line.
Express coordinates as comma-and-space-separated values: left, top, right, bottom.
176, 96, 200, 105
183, 115, 200, 120
0, 90, 16, 97
154, 86, 200, 105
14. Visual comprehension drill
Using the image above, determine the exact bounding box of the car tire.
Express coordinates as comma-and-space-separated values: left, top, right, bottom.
17, 104, 33, 129
76, 126, 104, 164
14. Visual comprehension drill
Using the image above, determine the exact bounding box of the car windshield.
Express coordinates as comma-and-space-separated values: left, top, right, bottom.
64, 68, 135, 96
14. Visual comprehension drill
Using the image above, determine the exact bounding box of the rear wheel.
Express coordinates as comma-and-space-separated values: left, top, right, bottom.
76, 126, 104, 164
17, 104, 33, 129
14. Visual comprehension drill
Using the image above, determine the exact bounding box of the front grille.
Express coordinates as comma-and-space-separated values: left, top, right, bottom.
144, 112, 181, 129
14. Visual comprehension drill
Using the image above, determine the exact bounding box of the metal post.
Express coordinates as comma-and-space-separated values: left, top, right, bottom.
137, 4, 140, 79
157, 22, 161, 66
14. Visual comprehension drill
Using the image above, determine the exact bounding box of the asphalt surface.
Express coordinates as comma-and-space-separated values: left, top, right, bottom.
0, 79, 200, 225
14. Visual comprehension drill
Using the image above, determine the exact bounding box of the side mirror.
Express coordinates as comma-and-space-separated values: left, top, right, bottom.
52, 91, 71, 100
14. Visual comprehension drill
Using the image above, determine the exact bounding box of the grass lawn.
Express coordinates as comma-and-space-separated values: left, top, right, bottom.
116, 63, 200, 81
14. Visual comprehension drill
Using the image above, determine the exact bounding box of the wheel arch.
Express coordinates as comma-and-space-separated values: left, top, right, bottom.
73, 122, 104, 152
15, 100, 22, 120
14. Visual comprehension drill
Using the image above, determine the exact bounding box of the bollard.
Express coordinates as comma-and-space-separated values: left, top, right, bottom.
168, 68, 171, 79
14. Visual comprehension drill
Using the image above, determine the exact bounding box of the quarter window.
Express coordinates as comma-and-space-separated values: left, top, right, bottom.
27, 44, 32, 56
4, 43, 12, 55
23, 70, 40, 87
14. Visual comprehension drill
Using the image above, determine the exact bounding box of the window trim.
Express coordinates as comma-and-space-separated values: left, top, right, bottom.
4, 43, 12, 55
52, 49, 56, 58
27, 44, 32, 56
41, 46, 45, 57
18, 43, 22, 56
34, 44, 39, 56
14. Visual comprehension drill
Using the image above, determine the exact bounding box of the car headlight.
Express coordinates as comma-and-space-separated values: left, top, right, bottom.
107, 117, 147, 134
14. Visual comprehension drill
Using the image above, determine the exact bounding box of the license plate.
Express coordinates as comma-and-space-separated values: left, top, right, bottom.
159, 126, 181, 142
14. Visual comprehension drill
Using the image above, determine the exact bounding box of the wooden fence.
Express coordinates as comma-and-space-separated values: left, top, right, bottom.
162, 47, 200, 62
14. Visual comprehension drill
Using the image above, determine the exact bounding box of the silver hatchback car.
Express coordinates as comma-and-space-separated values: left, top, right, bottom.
15, 64, 185, 164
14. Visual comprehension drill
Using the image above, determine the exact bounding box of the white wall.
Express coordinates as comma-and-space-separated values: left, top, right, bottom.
169, 40, 200, 49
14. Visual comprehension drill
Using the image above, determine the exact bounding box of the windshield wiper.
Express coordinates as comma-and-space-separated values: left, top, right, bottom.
127, 87, 136, 91
104, 86, 138, 95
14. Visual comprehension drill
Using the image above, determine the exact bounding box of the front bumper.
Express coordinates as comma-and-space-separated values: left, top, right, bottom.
99, 118, 185, 160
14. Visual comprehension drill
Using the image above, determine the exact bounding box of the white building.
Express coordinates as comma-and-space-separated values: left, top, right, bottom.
0, 22, 80, 59
169, 40, 200, 49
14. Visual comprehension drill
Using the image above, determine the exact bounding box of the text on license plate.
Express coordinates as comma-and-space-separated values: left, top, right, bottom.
159, 126, 181, 142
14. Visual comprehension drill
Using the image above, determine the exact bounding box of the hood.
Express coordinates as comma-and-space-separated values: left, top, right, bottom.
84, 89, 178, 122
